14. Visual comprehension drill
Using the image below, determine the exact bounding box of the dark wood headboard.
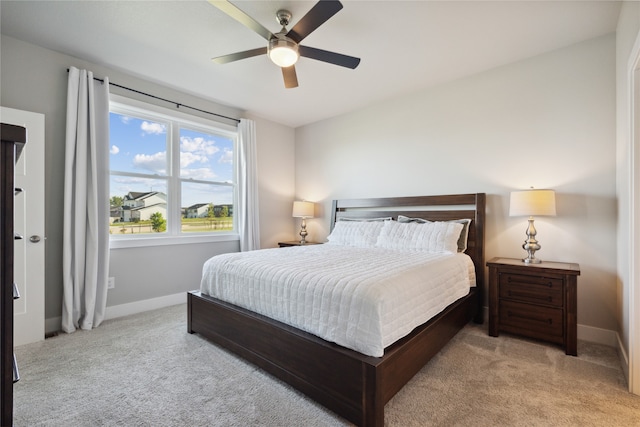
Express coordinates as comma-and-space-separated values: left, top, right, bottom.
330, 193, 486, 322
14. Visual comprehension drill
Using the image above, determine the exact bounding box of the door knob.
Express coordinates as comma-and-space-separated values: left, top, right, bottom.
29, 235, 42, 243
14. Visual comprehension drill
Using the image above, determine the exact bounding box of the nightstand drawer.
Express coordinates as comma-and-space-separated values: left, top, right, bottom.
499, 273, 563, 307
499, 300, 563, 343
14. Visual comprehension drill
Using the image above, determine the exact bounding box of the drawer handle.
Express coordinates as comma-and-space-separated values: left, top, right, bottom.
507, 310, 554, 325
507, 290, 554, 303
506, 276, 554, 288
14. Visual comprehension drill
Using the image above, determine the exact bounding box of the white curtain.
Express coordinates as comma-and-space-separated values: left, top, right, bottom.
62, 67, 110, 333
237, 118, 260, 251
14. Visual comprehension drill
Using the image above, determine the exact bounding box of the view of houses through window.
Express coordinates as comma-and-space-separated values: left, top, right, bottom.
109, 100, 236, 237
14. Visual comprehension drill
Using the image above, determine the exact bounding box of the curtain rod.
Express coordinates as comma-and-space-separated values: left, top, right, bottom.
66, 68, 241, 124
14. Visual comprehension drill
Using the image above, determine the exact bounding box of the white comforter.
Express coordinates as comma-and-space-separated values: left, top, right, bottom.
200, 245, 475, 357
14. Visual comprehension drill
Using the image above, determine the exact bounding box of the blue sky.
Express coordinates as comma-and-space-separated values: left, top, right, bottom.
109, 112, 234, 207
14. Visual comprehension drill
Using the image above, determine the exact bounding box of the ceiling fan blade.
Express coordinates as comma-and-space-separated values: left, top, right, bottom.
282, 66, 299, 89
212, 47, 267, 64
286, 0, 343, 44
299, 45, 360, 69
208, 0, 274, 41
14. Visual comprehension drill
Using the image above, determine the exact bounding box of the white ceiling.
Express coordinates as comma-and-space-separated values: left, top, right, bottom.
0, 1, 621, 128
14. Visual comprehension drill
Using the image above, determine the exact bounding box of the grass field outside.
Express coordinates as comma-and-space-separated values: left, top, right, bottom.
110, 217, 233, 234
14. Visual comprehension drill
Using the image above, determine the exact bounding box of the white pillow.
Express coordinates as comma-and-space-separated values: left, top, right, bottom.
397, 216, 471, 252
454, 218, 472, 252
376, 220, 463, 253
326, 220, 387, 247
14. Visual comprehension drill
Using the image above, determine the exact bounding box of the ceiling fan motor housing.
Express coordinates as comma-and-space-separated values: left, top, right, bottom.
276, 9, 292, 27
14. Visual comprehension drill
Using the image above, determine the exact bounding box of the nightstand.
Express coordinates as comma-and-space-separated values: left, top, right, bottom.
487, 257, 580, 356
277, 241, 322, 248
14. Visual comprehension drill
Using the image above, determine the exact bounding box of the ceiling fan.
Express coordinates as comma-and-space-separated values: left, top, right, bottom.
208, 0, 360, 89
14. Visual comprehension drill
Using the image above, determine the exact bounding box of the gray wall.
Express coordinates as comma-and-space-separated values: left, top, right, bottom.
295, 35, 619, 337
0, 35, 296, 324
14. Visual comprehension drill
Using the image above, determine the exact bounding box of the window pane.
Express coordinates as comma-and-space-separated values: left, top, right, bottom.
109, 99, 238, 243
110, 112, 168, 175
109, 176, 168, 235
180, 127, 234, 183
181, 182, 233, 233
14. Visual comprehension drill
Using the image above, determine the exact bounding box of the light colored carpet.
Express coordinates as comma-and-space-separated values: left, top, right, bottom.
13, 304, 640, 426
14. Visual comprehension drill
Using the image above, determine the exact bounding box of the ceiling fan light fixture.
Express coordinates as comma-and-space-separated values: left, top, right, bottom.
268, 37, 299, 67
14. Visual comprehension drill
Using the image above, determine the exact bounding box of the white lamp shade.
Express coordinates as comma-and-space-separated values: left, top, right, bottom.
269, 38, 299, 67
292, 201, 314, 218
509, 189, 556, 217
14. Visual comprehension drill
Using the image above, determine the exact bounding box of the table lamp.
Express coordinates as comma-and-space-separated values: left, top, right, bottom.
292, 201, 314, 244
509, 189, 556, 264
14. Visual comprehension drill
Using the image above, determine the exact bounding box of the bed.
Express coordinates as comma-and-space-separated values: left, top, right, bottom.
187, 193, 485, 426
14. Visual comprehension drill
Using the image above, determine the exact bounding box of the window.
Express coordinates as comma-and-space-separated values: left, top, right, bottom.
108, 95, 238, 247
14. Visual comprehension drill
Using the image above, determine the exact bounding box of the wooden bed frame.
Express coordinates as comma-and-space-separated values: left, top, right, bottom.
187, 193, 485, 427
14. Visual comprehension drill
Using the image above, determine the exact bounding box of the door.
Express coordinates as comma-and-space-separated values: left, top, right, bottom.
1, 107, 45, 346
632, 64, 640, 395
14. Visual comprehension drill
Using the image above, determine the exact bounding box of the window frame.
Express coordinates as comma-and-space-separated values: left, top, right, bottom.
108, 94, 239, 249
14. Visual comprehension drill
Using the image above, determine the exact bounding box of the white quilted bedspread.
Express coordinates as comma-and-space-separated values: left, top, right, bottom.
200, 245, 475, 357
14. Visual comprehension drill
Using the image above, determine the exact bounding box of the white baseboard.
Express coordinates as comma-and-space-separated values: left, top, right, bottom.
577, 323, 618, 347
617, 332, 630, 383
104, 292, 186, 320
45, 317, 60, 335
45, 292, 187, 335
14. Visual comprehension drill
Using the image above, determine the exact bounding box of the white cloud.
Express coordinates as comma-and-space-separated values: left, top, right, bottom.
219, 148, 233, 164
181, 136, 219, 156
180, 168, 217, 180
133, 151, 166, 174
140, 121, 166, 135
110, 145, 120, 155
180, 151, 208, 168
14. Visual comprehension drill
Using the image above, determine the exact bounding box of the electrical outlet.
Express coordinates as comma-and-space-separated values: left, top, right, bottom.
108, 277, 115, 289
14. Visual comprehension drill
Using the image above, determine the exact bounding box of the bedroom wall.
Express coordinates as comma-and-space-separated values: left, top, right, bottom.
294, 35, 618, 338
0, 36, 295, 328
245, 114, 296, 249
